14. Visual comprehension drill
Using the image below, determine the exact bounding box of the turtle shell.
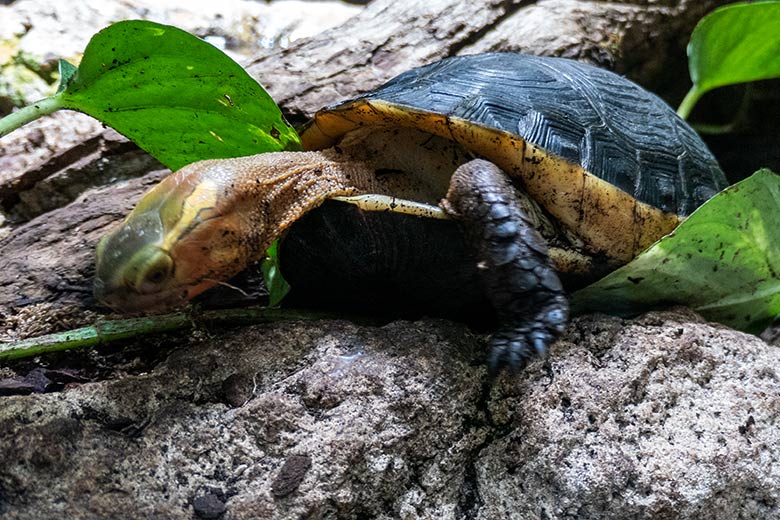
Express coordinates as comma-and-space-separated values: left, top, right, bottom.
300, 53, 728, 262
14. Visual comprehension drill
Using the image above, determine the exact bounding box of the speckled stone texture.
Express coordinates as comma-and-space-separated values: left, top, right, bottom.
477, 309, 780, 519
0, 309, 778, 519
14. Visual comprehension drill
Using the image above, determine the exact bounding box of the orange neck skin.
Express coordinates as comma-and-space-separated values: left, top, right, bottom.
94, 149, 383, 312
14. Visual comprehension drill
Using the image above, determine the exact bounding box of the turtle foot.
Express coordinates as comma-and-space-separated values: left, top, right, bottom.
487, 294, 568, 373
442, 158, 570, 374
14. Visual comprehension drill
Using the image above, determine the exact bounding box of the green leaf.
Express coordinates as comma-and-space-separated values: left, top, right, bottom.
57, 20, 301, 169
572, 169, 780, 333
679, 1, 780, 119
56, 59, 78, 94
261, 241, 291, 308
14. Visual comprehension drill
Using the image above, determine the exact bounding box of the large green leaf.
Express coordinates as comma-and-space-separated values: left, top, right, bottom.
678, 1, 780, 119
572, 169, 780, 333
58, 20, 300, 169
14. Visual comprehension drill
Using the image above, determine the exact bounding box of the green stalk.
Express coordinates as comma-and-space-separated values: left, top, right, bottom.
0, 313, 190, 360
690, 122, 738, 135
0, 96, 64, 138
0, 307, 368, 360
676, 86, 703, 120
690, 84, 752, 135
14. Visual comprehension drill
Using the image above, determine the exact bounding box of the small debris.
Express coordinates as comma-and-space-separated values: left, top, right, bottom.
23, 367, 53, 393
0, 378, 37, 396
271, 454, 312, 498
192, 490, 227, 519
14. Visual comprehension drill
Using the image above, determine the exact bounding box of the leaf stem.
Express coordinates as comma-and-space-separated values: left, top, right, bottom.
0, 96, 64, 138
676, 86, 702, 120
691, 122, 737, 135
691, 83, 753, 135
0, 307, 372, 360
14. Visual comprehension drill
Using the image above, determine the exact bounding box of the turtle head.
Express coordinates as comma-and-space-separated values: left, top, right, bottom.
94, 211, 182, 313
94, 152, 355, 313
94, 158, 274, 313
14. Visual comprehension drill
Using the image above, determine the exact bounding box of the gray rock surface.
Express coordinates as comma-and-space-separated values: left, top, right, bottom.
1, 310, 778, 519
477, 310, 780, 519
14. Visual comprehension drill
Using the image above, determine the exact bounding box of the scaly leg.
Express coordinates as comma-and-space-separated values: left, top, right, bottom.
441, 159, 569, 373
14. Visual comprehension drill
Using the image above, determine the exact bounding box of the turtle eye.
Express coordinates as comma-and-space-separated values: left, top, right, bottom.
146, 266, 168, 284
130, 249, 175, 294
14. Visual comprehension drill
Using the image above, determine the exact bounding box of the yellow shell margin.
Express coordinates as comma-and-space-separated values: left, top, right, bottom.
301, 99, 681, 263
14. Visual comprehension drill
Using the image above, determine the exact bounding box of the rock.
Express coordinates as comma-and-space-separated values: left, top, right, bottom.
0, 113, 109, 209
271, 454, 313, 498
192, 489, 228, 519
0, 318, 485, 519
0, 311, 778, 519
477, 309, 780, 519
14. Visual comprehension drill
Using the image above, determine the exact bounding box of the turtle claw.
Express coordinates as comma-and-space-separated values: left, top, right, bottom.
487, 308, 564, 375
486, 323, 567, 375
487, 334, 533, 376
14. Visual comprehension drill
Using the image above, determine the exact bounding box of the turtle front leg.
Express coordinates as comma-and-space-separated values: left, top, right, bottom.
441, 159, 569, 373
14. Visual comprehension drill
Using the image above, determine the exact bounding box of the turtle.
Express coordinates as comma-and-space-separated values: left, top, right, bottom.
93, 53, 728, 371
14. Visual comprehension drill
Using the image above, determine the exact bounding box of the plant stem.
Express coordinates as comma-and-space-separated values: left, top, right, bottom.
0, 307, 370, 360
676, 86, 702, 120
0, 313, 190, 360
691, 122, 738, 135
692, 84, 753, 135
0, 96, 64, 138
